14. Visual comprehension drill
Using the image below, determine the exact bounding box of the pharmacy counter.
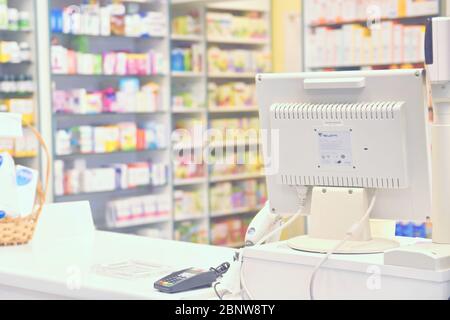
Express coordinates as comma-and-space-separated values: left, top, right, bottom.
0, 202, 235, 300
242, 240, 450, 300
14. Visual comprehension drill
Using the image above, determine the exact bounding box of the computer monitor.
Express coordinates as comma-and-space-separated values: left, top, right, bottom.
256, 69, 431, 254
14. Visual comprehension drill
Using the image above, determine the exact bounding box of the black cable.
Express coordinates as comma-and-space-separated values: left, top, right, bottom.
211, 262, 231, 300
210, 262, 231, 277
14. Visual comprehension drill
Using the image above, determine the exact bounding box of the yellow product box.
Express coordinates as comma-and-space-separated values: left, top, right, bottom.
398, 0, 407, 17
119, 122, 138, 151
6, 99, 35, 125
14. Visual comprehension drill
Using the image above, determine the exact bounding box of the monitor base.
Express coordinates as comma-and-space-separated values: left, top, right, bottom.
288, 235, 400, 254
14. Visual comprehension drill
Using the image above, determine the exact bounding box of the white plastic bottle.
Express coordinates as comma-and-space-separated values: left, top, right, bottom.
0, 152, 19, 218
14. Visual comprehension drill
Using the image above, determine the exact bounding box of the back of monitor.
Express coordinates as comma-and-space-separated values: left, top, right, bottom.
257, 70, 431, 222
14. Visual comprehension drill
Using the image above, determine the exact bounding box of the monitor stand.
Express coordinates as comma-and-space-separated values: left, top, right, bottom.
288, 187, 400, 254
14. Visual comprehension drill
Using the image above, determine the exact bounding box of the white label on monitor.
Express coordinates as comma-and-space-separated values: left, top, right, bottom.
318, 131, 353, 167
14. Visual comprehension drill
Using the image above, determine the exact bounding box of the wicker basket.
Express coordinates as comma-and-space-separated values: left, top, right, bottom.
0, 124, 50, 246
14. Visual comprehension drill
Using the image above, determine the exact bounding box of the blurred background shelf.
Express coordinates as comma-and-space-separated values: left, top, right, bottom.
210, 172, 265, 183
1, 0, 41, 172
208, 106, 259, 113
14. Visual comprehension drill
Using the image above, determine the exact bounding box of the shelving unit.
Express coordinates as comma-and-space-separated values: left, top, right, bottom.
37, 0, 270, 248
0, 0, 40, 171
205, 0, 270, 247
48, 0, 172, 239
170, 0, 271, 247
302, 0, 444, 71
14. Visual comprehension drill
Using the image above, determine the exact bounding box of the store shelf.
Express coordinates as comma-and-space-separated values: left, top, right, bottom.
309, 14, 441, 29
174, 215, 206, 222
52, 73, 166, 78
54, 185, 166, 202
171, 34, 203, 42
210, 206, 263, 218
0, 92, 34, 96
209, 172, 265, 183
208, 106, 259, 113
53, 31, 165, 40
48, 0, 172, 241
172, 71, 204, 78
174, 177, 207, 186
55, 149, 166, 161
172, 107, 206, 114
55, 111, 167, 122
2, 0, 40, 173
0, 61, 33, 65
208, 72, 256, 79
0, 29, 32, 34
207, 37, 269, 45
202, 0, 271, 247
309, 61, 425, 70
302, 0, 442, 72
109, 216, 171, 230
207, 1, 270, 13
13, 154, 37, 160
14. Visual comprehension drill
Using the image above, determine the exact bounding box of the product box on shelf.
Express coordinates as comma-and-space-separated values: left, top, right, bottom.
306, 22, 426, 68
174, 189, 205, 219
106, 194, 171, 228
208, 82, 256, 108
207, 11, 268, 40
175, 220, 208, 244
53, 81, 163, 115
81, 168, 116, 193
55, 122, 167, 156
211, 216, 252, 247
305, 0, 440, 25
5, 128, 38, 158
172, 12, 201, 36
208, 47, 271, 74
210, 180, 266, 214
171, 44, 203, 73
54, 160, 169, 197
173, 151, 205, 181
0, 99, 34, 124
51, 45, 167, 76
0, 1, 31, 32
50, 3, 167, 38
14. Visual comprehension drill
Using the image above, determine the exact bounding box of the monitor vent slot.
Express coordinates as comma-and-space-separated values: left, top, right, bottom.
280, 175, 401, 189
271, 102, 403, 121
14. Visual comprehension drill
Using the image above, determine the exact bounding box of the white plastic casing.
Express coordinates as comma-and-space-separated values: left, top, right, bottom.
270, 102, 408, 189
257, 70, 431, 221
428, 18, 450, 83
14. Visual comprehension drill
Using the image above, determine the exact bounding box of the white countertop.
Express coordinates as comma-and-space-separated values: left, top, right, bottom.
0, 202, 236, 300
244, 240, 450, 283
0, 232, 235, 300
